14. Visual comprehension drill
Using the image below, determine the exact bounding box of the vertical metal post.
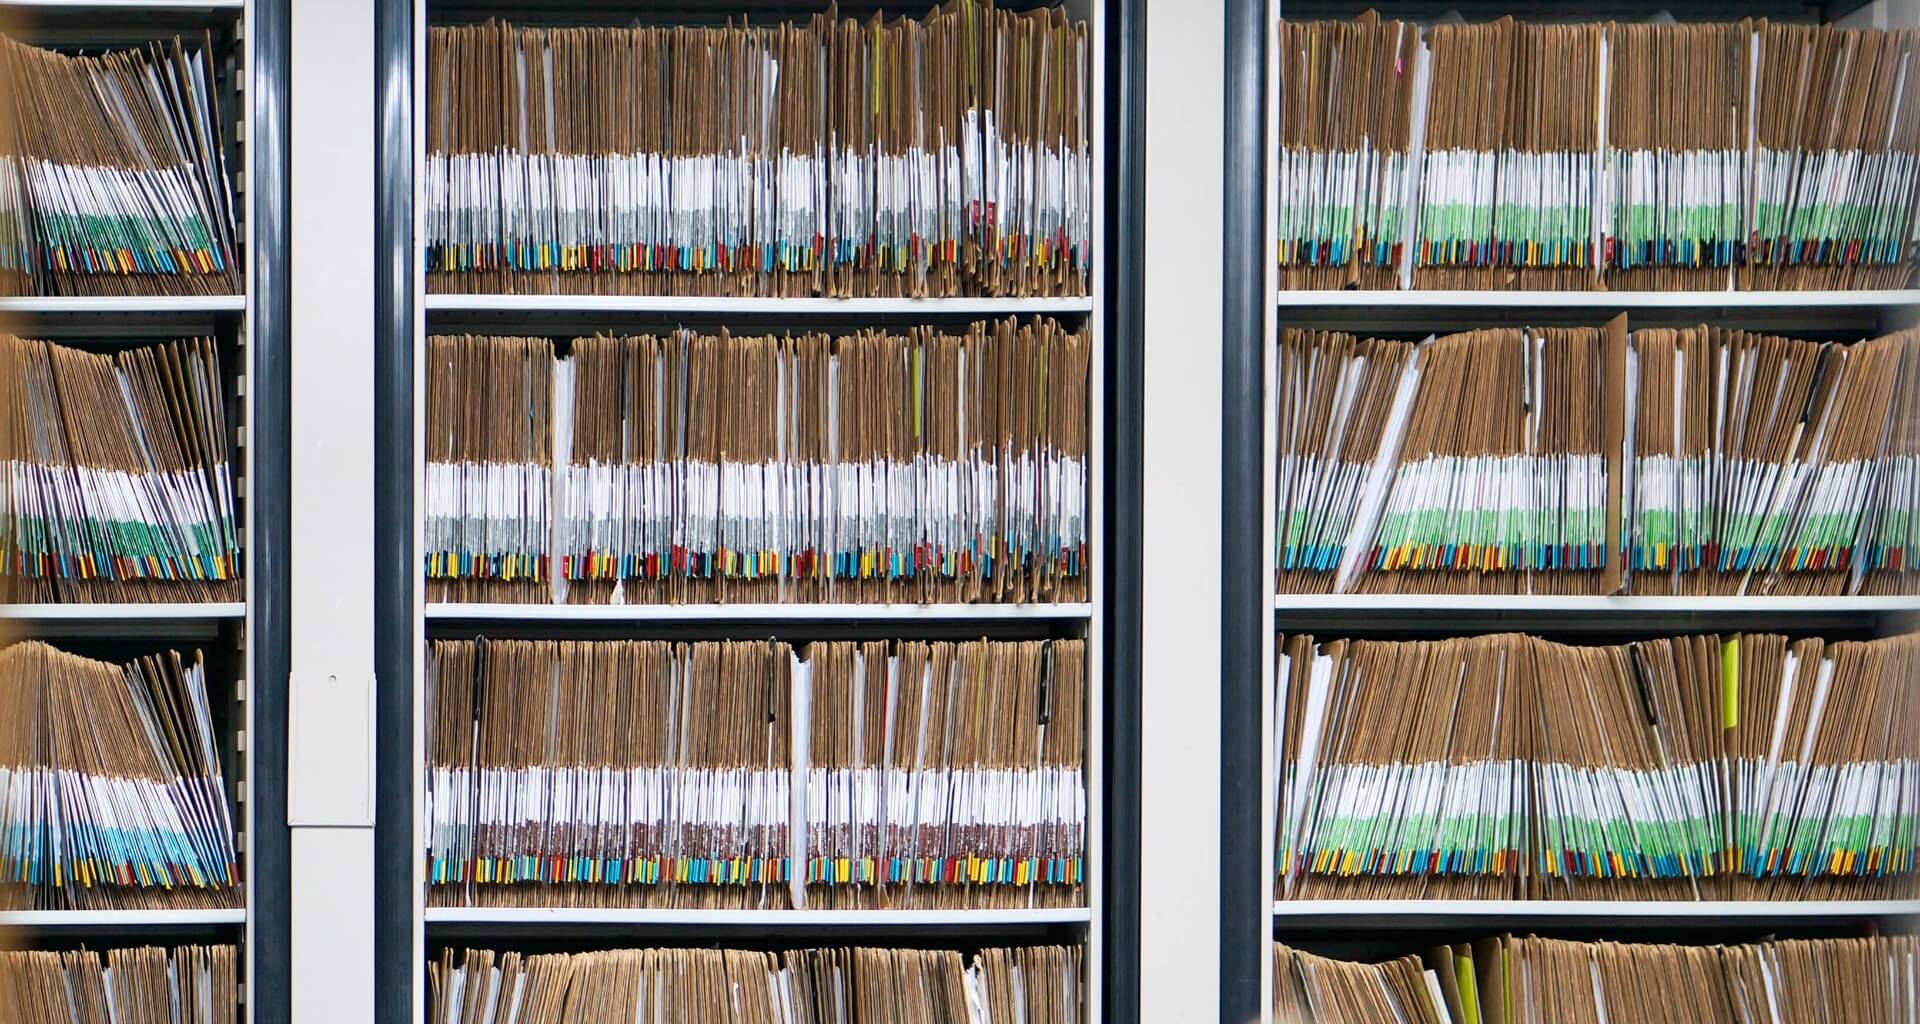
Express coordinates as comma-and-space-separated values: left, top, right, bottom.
1221, 0, 1268, 1020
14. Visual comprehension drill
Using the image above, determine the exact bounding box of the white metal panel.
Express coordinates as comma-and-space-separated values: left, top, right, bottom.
290, 828, 375, 1023
290, 0, 376, 1019
1142, 0, 1226, 1017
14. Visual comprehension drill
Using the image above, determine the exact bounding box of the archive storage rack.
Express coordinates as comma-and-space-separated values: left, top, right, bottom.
1225, 1, 1920, 1021
0, 2, 291, 1024
370, 1, 1146, 1023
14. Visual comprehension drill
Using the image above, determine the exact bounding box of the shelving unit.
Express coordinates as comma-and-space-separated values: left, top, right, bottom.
1241, 2, 1920, 1020
0, 3, 285, 1022
384, 3, 1128, 1024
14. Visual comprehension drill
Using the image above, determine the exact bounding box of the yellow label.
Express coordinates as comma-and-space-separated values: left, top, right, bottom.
1721, 637, 1740, 729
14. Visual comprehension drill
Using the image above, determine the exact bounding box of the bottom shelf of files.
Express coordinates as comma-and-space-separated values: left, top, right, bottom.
1, 943, 238, 1024
1272, 930, 1919, 1024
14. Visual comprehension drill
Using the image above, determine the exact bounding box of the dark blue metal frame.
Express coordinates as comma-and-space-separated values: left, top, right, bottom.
250, 2, 292, 1023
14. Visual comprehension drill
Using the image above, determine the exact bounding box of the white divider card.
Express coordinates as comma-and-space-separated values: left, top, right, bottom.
0, 641, 239, 911
424, 6, 1089, 300
0, 34, 241, 298
2, 335, 240, 604
1277, 17, 1920, 292
425, 320, 1090, 606
0, 945, 236, 1024
1278, 934, 1920, 1024
429, 944, 1082, 1024
424, 637, 1085, 911
1274, 631, 1920, 903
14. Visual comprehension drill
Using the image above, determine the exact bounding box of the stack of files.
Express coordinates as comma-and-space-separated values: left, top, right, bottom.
1275, 934, 1920, 1024
801, 638, 1084, 910
0, 945, 235, 1024
1274, 631, 1920, 902
0, 34, 239, 297
1273, 322, 1626, 596
424, 638, 1084, 911
1275, 322, 1920, 596
1279, 18, 1920, 292
0, 641, 238, 911
1746, 24, 1920, 291
423, 335, 554, 603
430, 944, 1081, 1024
1413, 21, 1603, 291
1626, 326, 1920, 597
1, 335, 240, 603
424, 6, 1089, 299
1272, 944, 1442, 1024
1603, 23, 1752, 290
425, 638, 794, 910
425, 320, 1090, 606
1274, 12, 1420, 290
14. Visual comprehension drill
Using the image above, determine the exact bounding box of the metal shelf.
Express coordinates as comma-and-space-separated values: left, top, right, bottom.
427, 907, 1089, 926
1, 601, 245, 619
0, 1, 241, 7
0, 296, 247, 339
0, 908, 246, 928
425, 295, 1093, 315
424, 906, 1090, 940
0, 601, 245, 639
1270, 594, 1915, 635
0, 296, 244, 313
1271, 899, 1920, 930
1275, 289, 1920, 309
428, 601, 1092, 623
1273, 289, 1920, 332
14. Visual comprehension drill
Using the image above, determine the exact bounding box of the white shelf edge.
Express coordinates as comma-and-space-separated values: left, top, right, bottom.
424, 294, 1094, 315
1274, 289, 1920, 310
0, 1, 241, 7
0, 295, 245, 314
425, 907, 1090, 927
0, 601, 246, 621
1273, 595, 1917, 613
1272, 899, 1920, 922
427, 602, 1094, 622
0, 908, 246, 927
